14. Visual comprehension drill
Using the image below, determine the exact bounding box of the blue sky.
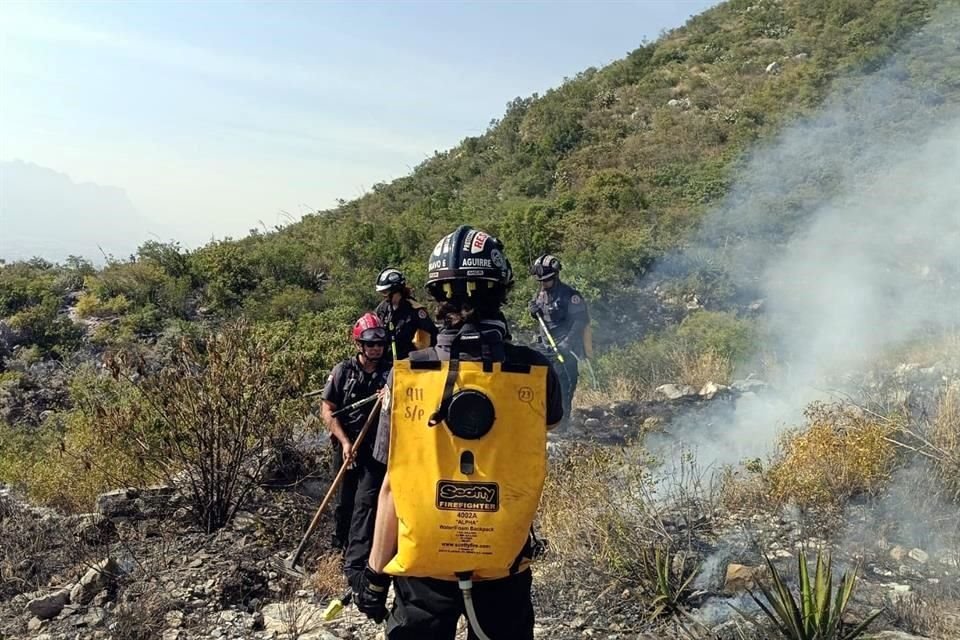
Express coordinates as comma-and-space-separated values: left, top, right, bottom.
0, 0, 716, 256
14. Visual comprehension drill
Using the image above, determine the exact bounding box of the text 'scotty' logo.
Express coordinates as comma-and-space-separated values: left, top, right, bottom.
436, 480, 499, 512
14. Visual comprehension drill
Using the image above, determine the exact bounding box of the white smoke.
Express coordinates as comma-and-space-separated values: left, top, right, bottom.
655, 7, 960, 469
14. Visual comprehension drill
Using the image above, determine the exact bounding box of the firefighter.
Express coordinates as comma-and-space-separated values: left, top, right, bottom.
320, 313, 391, 589
528, 254, 589, 420
374, 267, 438, 360
355, 226, 563, 639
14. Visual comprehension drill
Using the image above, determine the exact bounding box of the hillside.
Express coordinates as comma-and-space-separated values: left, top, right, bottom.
2, 1, 960, 638
2, 1, 958, 384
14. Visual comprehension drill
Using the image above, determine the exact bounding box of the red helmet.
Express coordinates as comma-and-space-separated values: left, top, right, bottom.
352, 313, 387, 344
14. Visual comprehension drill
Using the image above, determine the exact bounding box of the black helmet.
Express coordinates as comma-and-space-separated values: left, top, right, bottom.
531, 254, 561, 281
375, 267, 406, 293
425, 225, 512, 302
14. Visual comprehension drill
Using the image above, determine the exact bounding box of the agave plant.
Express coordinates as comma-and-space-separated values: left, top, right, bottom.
641, 546, 698, 620
747, 549, 881, 640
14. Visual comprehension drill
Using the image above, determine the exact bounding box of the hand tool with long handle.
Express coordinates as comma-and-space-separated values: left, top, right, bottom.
282, 396, 383, 577
534, 312, 565, 364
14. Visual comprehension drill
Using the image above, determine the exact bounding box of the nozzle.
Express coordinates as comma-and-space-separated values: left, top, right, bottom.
321, 599, 344, 621
321, 589, 353, 621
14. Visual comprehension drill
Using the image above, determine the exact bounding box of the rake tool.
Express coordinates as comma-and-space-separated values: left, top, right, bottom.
280, 396, 383, 579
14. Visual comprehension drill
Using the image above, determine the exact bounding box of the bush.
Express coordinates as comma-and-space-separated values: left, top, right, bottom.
75, 292, 131, 318
767, 403, 897, 511
192, 242, 259, 311
594, 311, 756, 397
538, 444, 709, 622
257, 308, 359, 390
7, 300, 83, 357
78, 321, 308, 531
0, 409, 151, 512
243, 285, 322, 322
675, 310, 755, 362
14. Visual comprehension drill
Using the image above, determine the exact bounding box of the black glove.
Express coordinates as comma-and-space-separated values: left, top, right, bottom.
528, 300, 541, 317
355, 566, 390, 623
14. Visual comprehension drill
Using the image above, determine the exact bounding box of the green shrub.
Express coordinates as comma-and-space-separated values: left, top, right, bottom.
595, 311, 756, 395
80, 321, 308, 530
8, 300, 83, 357
75, 292, 131, 318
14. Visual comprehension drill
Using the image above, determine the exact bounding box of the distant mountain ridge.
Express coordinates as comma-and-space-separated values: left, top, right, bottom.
0, 160, 157, 263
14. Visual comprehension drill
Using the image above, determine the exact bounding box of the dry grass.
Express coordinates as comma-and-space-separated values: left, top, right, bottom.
577, 348, 733, 406
766, 403, 898, 511
111, 586, 172, 640
878, 331, 960, 370
718, 464, 771, 514
0, 498, 91, 599
308, 552, 346, 600
537, 443, 714, 626
931, 384, 960, 502
575, 376, 641, 407
890, 586, 960, 639
672, 348, 733, 390
277, 594, 323, 640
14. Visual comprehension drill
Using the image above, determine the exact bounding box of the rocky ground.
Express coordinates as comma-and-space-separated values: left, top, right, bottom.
2, 364, 959, 640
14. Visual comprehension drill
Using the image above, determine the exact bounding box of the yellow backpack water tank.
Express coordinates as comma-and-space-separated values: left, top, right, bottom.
384, 358, 548, 581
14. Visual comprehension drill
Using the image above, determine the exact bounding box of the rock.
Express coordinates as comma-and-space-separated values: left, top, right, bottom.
642, 417, 663, 432
82, 607, 106, 627
58, 604, 80, 619
890, 545, 908, 562
165, 610, 184, 628
261, 602, 340, 639
888, 583, 912, 604
793, 52, 809, 61
907, 548, 929, 564
92, 589, 111, 607
583, 418, 601, 429
766, 61, 781, 74
667, 97, 691, 109
95, 488, 141, 518
27, 617, 47, 632
895, 363, 921, 376
94, 486, 176, 519
723, 563, 766, 593
699, 382, 729, 400
161, 630, 182, 640
71, 558, 118, 606
250, 611, 264, 630
26, 588, 72, 619
656, 384, 697, 401
869, 632, 932, 639
731, 378, 767, 392
74, 513, 117, 545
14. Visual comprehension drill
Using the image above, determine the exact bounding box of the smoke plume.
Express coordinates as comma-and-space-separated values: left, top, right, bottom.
657, 5, 960, 469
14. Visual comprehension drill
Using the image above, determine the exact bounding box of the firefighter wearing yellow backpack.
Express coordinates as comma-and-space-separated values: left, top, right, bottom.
355, 225, 564, 640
